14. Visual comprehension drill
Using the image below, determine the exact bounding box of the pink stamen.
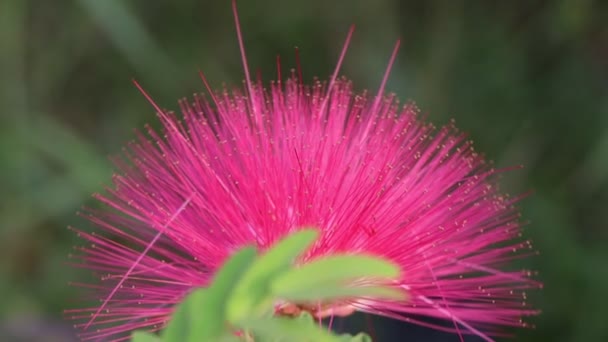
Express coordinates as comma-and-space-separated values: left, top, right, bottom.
318, 25, 355, 117
84, 195, 193, 330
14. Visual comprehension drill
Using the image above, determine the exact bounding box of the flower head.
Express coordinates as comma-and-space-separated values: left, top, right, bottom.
67, 2, 540, 341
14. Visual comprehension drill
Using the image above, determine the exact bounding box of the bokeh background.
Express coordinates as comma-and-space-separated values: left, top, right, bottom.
1, 0, 607, 341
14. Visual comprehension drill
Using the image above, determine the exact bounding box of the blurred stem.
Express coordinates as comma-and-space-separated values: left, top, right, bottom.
0, 0, 30, 225
417, 1, 462, 119
0, 0, 111, 234
0, 0, 28, 128
76, 0, 181, 91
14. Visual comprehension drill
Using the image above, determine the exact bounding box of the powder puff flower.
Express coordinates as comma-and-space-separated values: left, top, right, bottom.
66, 1, 540, 341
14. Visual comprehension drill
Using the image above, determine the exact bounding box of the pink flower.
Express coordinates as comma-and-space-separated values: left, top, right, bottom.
67, 1, 540, 341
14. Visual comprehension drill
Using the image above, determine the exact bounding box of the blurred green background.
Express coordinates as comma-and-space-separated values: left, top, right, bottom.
1, 0, 607, 341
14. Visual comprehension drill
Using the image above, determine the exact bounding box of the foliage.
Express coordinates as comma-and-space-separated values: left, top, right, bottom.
130, 229, 402, 342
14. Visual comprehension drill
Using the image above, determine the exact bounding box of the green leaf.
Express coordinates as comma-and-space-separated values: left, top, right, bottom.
295, 311, 314, 325
163, 246, 257, 341
131, 331, 161, 342
162, 289, 206, 342
343, 332, 372, 342
218, 333, 244, 342
271, 254, 402, 301
276, 284, 406, 302
227, 228, 319, 323
242, 317, 340, 342
189, 246, 257, 341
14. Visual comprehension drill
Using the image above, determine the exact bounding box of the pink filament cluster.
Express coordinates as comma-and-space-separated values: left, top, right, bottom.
67, 3, 540, 341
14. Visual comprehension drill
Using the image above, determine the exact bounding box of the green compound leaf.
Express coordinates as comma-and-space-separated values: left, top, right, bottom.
271, 254, 404, 302
161, 288, 206, 342
217, 333, 244, 342
242, 316, 341, 342
339, 332, 373, 342
276, 284, 406, 302
227, 228, 319, 323
190, 246, 257, 341
295, 311, 314, 325
131, 229, 390, 342
131, 331, 161, 342
163, 246, 257, 342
